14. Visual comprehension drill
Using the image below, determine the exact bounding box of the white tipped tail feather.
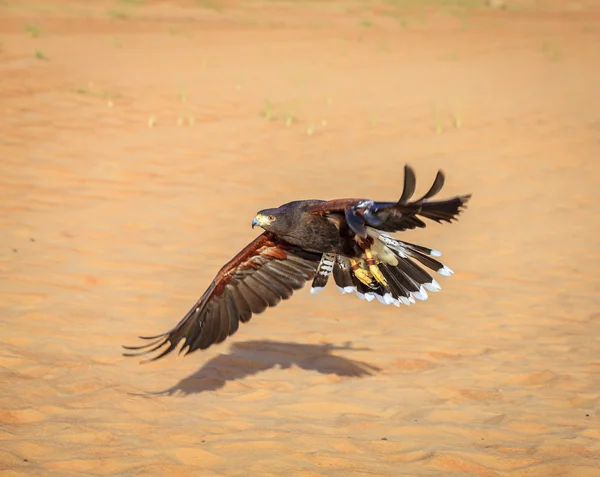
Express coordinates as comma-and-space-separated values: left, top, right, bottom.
309, 229, 455, 307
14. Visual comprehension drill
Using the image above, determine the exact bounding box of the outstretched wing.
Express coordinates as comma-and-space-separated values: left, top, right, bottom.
310, 164, 471, 237
123, 232, 321, 361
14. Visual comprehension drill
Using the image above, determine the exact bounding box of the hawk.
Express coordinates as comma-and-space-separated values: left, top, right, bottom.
124, 165, 471, 361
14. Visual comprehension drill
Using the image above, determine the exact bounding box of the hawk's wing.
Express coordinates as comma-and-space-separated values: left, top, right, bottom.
123, 232, 321, 361
310, 165, 471, 237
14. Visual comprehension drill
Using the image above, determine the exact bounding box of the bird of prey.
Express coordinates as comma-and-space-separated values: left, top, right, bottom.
124, 165, 471, 362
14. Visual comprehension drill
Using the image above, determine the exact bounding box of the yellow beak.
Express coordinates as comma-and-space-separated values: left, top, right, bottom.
252, 213, 269, 229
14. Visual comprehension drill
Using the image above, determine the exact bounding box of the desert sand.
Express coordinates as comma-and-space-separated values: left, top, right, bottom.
1, 0, 599, 475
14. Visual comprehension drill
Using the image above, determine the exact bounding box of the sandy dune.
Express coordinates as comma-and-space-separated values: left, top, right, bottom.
1, 0, 599, 475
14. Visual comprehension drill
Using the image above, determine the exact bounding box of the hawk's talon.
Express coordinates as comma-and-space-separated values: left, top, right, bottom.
356, 268, 376, 287
364, 249, 388, 286
350, 258, 376, 287
369, 264, 387, 286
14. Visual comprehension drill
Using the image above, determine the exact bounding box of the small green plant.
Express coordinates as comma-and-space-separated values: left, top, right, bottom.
442, 51, 460, 61
430, 100, 463, 133
177, 112, 196, 126
263, 100, 275, 120
261, 100, 303, 126
541, 41, 561, 61
25, 24, 41, 37
448, 7, 471, 27
284, 111, 300, 127
177, 88, 194, 127
168, 27, 191, 37
35, 50, 47, 60
197, 0, 222, 11
432, 102, 443, 133
361, 20, 373, 28
73, 87, 113, 98
452, 109, 462, 129
108, 9, 129, 20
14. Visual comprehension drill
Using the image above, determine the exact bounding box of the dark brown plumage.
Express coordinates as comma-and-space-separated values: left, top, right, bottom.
123, 165, 471, 362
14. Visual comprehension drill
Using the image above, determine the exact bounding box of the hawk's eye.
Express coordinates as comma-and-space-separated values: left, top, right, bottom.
267, 215, 275, 221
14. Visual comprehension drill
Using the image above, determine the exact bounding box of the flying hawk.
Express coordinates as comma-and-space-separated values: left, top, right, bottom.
124, 165, 471, 361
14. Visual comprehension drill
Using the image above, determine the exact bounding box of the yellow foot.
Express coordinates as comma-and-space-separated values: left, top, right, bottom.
349, 258, 375, 287
365, 249, 388, 286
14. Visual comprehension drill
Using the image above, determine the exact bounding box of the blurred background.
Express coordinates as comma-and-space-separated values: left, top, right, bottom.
1, 0, 599, 476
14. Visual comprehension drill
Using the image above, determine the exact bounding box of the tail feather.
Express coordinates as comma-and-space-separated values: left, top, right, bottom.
380, 263, 414, 305
392, 261, 430, 301
389, 238, 442, 257
328, 253, 446, 307
331, 231, 451, 305
405, 248, 450, 276
378, 234, 453, 276
317, 231, 454, 307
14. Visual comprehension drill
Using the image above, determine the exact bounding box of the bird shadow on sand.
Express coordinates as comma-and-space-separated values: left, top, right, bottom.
144, 340, 381, 396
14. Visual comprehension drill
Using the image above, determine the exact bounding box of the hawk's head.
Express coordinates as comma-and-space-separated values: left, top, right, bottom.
252, 207, 291, 235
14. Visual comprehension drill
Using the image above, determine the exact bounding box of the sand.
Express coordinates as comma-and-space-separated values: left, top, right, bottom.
1, 0, 599, 475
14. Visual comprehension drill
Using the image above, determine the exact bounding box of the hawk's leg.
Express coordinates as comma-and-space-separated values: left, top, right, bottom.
349, 258, 376, 287
365, 249, 388, 287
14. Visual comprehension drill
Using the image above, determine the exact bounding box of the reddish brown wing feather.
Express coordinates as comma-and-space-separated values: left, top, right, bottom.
123, 232, 321, 361
310, 198, 366, 215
